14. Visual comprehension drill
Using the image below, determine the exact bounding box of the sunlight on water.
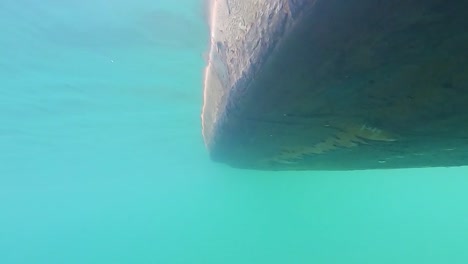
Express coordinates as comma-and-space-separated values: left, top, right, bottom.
1, 1, 468, 264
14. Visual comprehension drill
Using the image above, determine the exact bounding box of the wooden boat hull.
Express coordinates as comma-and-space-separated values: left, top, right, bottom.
202, 0, 468, 170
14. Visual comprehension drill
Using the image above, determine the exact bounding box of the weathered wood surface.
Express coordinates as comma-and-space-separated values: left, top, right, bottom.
202, 0, 468, 171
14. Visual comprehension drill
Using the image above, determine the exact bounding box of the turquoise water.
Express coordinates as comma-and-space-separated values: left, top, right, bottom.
2, 1, 468, 263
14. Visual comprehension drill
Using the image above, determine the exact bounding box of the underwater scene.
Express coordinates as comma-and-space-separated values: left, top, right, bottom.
1, 0, 468, 263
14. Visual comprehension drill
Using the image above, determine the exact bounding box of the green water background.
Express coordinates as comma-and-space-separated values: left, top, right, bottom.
1, 0, 468, 263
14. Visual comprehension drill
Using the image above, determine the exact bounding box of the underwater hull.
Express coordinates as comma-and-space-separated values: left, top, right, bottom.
202, 0, 468, 171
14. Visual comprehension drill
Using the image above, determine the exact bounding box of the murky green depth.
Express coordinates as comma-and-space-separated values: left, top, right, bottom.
1, 1, 468, 263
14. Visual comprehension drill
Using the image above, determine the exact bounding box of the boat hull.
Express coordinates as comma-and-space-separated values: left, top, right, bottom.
202, 0, 468, 170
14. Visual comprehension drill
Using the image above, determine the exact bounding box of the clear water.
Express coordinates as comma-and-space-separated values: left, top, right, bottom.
1, 1, 468, 263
